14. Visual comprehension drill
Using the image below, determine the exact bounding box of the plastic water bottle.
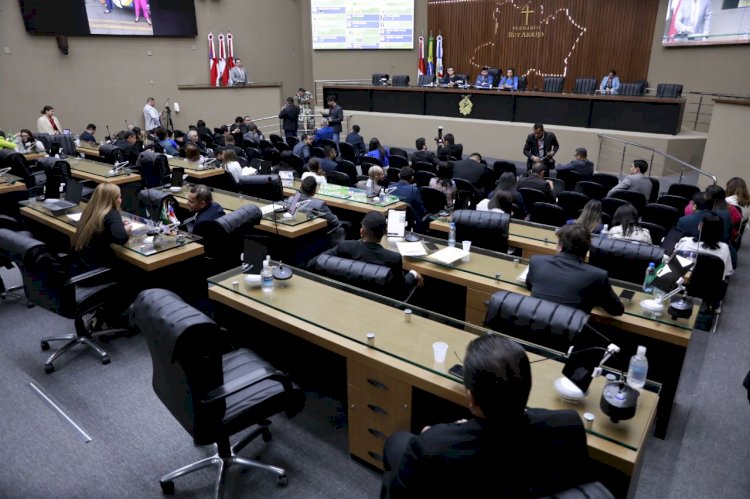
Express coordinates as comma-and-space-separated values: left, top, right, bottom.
627, 346, 649, 389
261, 258, 274, 292
642, 262, 656, 293
448, 222, 456, 247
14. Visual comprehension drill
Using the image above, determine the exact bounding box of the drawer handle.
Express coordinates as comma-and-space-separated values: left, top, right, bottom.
366, 378, 389, 391
367, 428, 387, 440
367, 451, 384, 462
367, 404, 389, 416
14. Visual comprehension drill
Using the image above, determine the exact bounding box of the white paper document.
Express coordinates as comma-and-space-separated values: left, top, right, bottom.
516, 266, 529, 282
428, 246, 469, 264
66, 212, 82, 222
260, 204, 285, 215
396, 241, 427, 257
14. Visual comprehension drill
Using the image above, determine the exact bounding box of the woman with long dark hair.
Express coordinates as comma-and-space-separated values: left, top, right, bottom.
429, 161, 457, 209
675, 213, 733, 279
609, 204, 651, 244
365, 137, 390, 167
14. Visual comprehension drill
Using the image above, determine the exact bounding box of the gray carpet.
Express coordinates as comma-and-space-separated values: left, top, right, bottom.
1, 241, 749, 498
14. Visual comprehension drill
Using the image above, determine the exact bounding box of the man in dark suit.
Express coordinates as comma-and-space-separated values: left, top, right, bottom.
278, 97, 300, 140
295, 176, 344, 244
381, 334, 591, 498
437, 133, 463, 160
322, 211, 423, 292
452, 152, 496, 196
555, 147, 594, 179
319, 146, 338, 173
523, 123, 559, 172
526, 224, 624, 315
518, 163, 554, 199
184, 184, 225, 233
410, 137, 439, 167
391, 167, 427, 230
222, 134, 246, 159
113, 131, 141, 165
321, 95, 343, 143
345, 125, 366, 157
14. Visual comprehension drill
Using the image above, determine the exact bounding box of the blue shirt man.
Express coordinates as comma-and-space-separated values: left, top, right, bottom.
474, 67, 493, 88
314, 119, 335, 143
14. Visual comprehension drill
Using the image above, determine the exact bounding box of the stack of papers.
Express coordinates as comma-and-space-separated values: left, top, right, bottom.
428, 247, 469, 264
260, 204, 286, 215
396, 241, 427, 256
516, 267, 529, 282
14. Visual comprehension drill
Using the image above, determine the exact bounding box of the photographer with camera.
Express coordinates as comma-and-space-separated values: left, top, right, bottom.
435, 128, 463, 161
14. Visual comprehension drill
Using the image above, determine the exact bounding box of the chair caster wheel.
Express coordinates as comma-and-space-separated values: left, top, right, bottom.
160, 480, 175, 495
101, 355, 111, 365
45, 364, 55, 374
41, 341, 50, 351
277, 475, 288, 487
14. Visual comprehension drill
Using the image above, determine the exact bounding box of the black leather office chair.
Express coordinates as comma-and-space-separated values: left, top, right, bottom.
667, 183, 700, 200
286, 136, 299, 148
591, 173, 619, 192
285, 153, 304, 177
574, 181, 606, 201
589, 237, 664, 284
361, 155, 383, 169
334, 159, 357, 185
319, 138, 338, 151
420, 186, 448, 215
640, 222, 666, 245
32, 132, 52, 151
238, 174, 283, 201
686, 253, 728, 315
657, 194, 690, 213
454, 74, 469, 85
312, 254, 415, 302
372, 73, 389, 85
37, 157, 95, 200
642, 203, 680, 231
453, 209, 510, 253
573, 78, 597, 94
493, 160, 518, 178
647, 178, 660, 204
0, 227, 41, 307
261, 148, 280, 165
557, 192, 589, 220
136, 151, 171, 189
484, 290, 590, 352
548, 177, 565, 198
245, 147, 261, 161
326, 170, 351, 186
386, 167, 401, 183
417, 74, 434, 86
389, 155, 410, 169
414, 170, 436, 187
338, 142, 356, 162
391, 75, 410, 87
0, 150, 45, 195
453, 178, 483, 209
99, 143, 125, 165
413, 161, 437, 174
656, 83, 684, 98
543, 77, 565, 93
137, 189, 178, 222
557, 170, 582, 191
258, 139, 274, 151
274, 142, 290, 152
519, 187, 552, 210
601, 197, 632, 219
130, 288, 305, 496
518, 75, 528, 91
609, 190, 646, 214
194, 205, 262, 275
269, 133, 284, 144
618, 83, 644, 96
530, 202, 567, 227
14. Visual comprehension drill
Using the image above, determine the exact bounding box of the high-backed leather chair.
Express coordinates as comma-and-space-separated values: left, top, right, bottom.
618, 83, 644, 96
609, 190, 646, 214
0, 227, 42, 306
572, 78, 597, 94
642, 203, 680, 232
530, 202, 567, 227
591, 173, 619, 192
556, 169, 582, 191
484, 290, 590, 352
137, 188, 178, 222
0, 150, 45, 193
372, 73, 389, 85
338, 142, 356, 162
136, 150, 170, 189
98, 143, 125, 164
589, 237, 664, 284
518, 75, 528, 91
656, 83, 683, 98
452, 209, 510, 253
543, 77, 565, 93
667, 183, 700, 200
575, 181, 606, 200
129, 288, 305, 496
454, 73, 469, 85
601, 197, 631, 219
557, 191, 589, 220
391, 75, 410, 87
312, 254, 415, 301
237, 174, 283, 201
417, 74, 434, 86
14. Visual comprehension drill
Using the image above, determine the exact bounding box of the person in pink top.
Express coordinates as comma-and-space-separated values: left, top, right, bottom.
133, 0, 151, 25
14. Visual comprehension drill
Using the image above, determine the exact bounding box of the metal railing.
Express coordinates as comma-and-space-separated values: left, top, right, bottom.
596, 134, 716, 190
682, 91, 750, 132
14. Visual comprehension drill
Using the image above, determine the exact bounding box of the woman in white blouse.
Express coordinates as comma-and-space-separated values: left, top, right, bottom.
221, 148, 242, 184
476, 190, 513, 214
608, 204, 652, 244
674, 214, 733, 280
301, 158, 328, 186
13, 129, 46, 153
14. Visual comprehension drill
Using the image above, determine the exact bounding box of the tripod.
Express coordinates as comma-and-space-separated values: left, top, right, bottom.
163, 99, 174, 133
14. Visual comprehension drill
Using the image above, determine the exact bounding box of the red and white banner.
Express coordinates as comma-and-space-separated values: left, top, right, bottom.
226, 32, 235, 81
208, 32, 218, 87
217, 33, 227, 87
417, 35, 426, 78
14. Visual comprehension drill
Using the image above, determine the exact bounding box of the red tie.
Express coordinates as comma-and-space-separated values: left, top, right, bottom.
49, 116, 59, 133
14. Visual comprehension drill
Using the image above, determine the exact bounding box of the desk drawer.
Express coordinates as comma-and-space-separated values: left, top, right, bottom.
348, 359, 411, 400
466, 288, 491, 326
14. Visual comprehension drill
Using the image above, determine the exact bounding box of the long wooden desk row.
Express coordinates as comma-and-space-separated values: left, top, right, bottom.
324, 85, 686, 135
208, 265, 659, 495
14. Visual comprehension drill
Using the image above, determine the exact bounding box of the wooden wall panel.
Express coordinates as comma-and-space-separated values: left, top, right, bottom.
428, 0, 659, 91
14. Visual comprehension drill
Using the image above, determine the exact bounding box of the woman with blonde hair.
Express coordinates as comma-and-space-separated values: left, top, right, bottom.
74, 183, 130, 268
725, 177, 750, 222
569, 199, 604, 234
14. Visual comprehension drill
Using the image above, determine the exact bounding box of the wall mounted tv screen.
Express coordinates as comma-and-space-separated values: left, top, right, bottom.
19, 0, 197, 37
311, 0, 414, 50
663, 0, 750, 46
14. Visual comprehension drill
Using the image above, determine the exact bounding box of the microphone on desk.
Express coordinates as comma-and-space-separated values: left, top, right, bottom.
105, 125, 112, 142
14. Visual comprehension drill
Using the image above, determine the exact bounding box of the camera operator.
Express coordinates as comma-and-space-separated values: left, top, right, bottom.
436, 129, 463, 161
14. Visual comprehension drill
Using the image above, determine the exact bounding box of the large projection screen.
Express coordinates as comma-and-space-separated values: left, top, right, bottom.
311, 0, 414, 50
663, 0, 750, 46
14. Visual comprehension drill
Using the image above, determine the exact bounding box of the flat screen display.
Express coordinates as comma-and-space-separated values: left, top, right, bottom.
662, 0, 750, 46
18, 0, 197, 37
311, 0, 414, 50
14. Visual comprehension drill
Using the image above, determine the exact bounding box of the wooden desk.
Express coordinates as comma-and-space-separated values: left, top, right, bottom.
208, 268, 657, 486
430, 218, 558, 258
67, 157, 142, 185
0, 181, 26, 195
19, 205, 203, 271
282, 181, 407, 215
168, 157, 226, 180
168, 185, 327, 238
76, 145, 101, 158
23, 153, 47, 161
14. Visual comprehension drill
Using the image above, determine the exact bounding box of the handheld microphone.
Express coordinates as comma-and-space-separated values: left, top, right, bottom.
105, 125, 112, 142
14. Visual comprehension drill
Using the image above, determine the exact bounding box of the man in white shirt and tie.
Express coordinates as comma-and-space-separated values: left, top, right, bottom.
143, 97, 162, 133
229, 58, 248, 86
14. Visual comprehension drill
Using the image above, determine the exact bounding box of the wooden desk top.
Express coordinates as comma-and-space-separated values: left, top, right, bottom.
208, 269, 658, 475
0, 182, 26, 195
23, 153, 47, 161
282, 181, 407, 214
76, 145, 101, 157
19, 206, 204, 271
67, 157, 142, 185
177, 83, 282, 90
169, 186, 328, 238
168, 157, 226, 179
431, 218, 558, 256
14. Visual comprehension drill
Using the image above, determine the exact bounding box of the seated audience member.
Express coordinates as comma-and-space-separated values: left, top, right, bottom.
220, 148, 242, 184
437, 133, 463, 160
114, 130, 141, 164
555, 147, 594, 179
487, 172, 525, 218
474, 66, 493, 88
599, 69, 620, 95
293, 133, 313, 162
429, 161, 457, 209
410, 137, 440, 167
185, 130, 209, 155
725, 177, 750, 222
607, 159, 651, 199
345, 125, 366, 157
675, 213, 733, 280
322, 211, 423, 291
365, 137, 390, 167
239, 116, 254, 134
222, 134, 246, 158
476, 190, 513, 214
314, 119, 335, 143
301, 158, 328, 186
568, 199, 604, 234
73, 183, 130, 268
242, 123, 265, 146
0, 132, 16, 150
319, 146, 338, 173
518, 163, 554, 197
296, 176, 344, 243
391, 167, 428, 224
357, 165, 387, 197
498, 67, 519, 90
685, 185, 741, 242
155, 128, 179, 155
382, 334, 590, 498
37, 105, 62, 134
184, 144, 205, 166
526, 224, 624, 315
173, 129, 186, 148
78, 124, 97, 144
196, 119, 212, 138
608, 204, 652, 244
440, 66, 460, 87
678, 191, 734, 246
184, 184, 225, 233
452, 152, 495, 195
13, 129, 46, 153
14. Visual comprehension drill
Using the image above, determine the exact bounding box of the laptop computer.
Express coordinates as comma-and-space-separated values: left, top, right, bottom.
260, 191, 304, 216
251, 158, 273, 175
242, 236, 269, 274
660, 227, 685, 255
387, 209, 406, 239
43, 180, 83, 214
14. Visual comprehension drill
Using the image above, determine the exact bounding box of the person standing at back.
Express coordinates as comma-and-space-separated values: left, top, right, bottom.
37, 105, 62, 135
143, 97, 162, 134
278, 97, 300, 139
321, 95, 343, 144
523, 123, 559, 173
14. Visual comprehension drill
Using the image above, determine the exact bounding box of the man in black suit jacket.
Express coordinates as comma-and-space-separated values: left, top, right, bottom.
278, 97, 301, 139
113, 131, 141, 165
437, 133, 463, 160
322, 212, 423, 293
185, 184, 225, 233
517, 163, 554, 199
345, 125, 366, 157
381, 334, 591, 498
452, 152, 496, 196
321, 95, 344, 143
523, 123, 560, 172
410, 137, 439, 167
526, 224, 624, 315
